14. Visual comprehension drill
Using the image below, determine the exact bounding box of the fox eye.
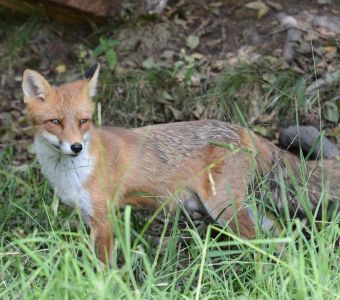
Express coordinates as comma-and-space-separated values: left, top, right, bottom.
50, 119, 61, 125
79, 119, 88, 125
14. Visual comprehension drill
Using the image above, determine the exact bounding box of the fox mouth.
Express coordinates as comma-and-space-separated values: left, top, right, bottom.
69, 153, 80, 157
52, 144, 79, 157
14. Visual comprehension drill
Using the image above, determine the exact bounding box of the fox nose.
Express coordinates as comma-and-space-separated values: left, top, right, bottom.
70, 143, 83, 154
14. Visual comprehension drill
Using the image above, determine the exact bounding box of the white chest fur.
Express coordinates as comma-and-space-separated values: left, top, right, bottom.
34, 135, 95, 220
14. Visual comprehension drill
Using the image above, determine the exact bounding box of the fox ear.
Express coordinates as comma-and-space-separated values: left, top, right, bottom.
22, 69, 51, 103
85, 63, 100, 97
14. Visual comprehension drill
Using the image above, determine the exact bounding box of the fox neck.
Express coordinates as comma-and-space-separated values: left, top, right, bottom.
34, 132, 96, 221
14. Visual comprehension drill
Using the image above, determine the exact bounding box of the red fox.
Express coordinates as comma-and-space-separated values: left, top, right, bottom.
22, 64, 339, 263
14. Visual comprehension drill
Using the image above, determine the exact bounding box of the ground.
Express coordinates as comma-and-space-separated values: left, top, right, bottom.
0, 0, 339, 299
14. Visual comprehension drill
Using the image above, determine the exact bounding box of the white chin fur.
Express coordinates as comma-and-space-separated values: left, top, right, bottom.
34, 131, 94, 220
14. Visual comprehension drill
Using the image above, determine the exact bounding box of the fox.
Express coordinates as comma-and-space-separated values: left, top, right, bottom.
22, 63, 340, 263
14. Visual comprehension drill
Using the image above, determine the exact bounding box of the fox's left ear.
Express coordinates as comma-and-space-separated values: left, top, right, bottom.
85, 63, 100, 97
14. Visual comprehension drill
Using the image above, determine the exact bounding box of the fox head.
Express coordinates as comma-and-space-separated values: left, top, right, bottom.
22, 64, 100, 156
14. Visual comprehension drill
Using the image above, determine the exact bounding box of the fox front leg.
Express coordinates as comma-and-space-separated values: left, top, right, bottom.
90, 218, 114, 265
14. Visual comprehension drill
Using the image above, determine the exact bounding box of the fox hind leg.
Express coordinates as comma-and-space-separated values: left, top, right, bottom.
194, 158, 256, 238
200, 195, 256, 238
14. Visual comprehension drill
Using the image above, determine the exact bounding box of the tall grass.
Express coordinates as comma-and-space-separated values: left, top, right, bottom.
0, 139, 339, 299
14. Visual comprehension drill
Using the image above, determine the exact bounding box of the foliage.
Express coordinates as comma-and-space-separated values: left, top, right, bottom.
94, 37, 120, 70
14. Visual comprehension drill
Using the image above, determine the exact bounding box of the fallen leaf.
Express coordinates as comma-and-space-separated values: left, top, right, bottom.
142, 57, 157, 69
190, 73, 202, 86
168, 106, 184, 120
191, 52, 204, 60
161, 50, 175, 59
324, 46, 337, 53
162, 91, 173, 100
265, 0, 282, 10
315, 27, 335, 38
55, 64, 66, 73
303, 32, 318, 42
245, 1, 270, 19
323, 101, 339, 123
324, 46, 337, 59
186, 35, 200, 50
327, 127, 340, 137
192, 103, 205, 118
262, 73, 276, 84
252, 125, 271, 137
252, 113, 275, 124
208, 2, 223, 8
317, 0, 332, 4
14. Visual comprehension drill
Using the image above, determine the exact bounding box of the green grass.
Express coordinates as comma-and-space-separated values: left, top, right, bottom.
0, 143, 339, 299
0, 10, 42, 67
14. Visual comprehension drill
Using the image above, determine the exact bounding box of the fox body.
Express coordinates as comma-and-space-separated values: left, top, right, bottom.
22, 64, 340, 262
